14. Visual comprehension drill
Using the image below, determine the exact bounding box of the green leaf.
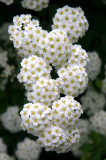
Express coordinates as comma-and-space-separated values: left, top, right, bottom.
95, 79, 103, 89
89, 131, 105, 146
88, 152, 101, 160
81, 152, 101, 160
79, 144, 95, 152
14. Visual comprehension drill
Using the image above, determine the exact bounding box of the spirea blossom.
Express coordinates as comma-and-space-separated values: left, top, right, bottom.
80, 86, 106, 115
15, 138, 41, 160
21, 0, 49, 11
57, 65, 88, 97
8, 11, 89, 153
8, 14, 48, 58
0, 106, 22, 133
52, 5, 89, 43
27, 78, 59, 106
86, 51, 101, 80
20, 103, 53, 136
39, 29, 72, 67
52, 96, 83, 129
37, 125, 80, 153
17, 55, 52, 90
0, 0, 14, 5
90, 110, 106, 135
20, 96, 83, 153
0, 153, 14, 160
0, 138, 7, 153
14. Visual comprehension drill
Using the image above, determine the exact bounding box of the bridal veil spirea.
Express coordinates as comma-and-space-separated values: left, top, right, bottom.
8, 7, 89, 153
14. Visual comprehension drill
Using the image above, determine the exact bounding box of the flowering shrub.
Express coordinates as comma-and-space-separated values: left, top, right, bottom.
0, 0, 106, 160
8, 9, 89, 152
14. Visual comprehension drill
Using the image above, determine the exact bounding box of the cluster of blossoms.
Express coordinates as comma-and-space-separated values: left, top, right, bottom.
20, 96, 83, 153
0, 153, 14, 160
86, 51, 101, 80
15, 138, 41, 160
80, 86, 106, 115
21, 0, 50, 11
0, 0, 14, 5
0, 138, 7, 153
90, 110, 106, 135
0, 48, 15, 90
52, 5, 89, 43
8, 10, 89, 153
0, 106, 22, 133
71, 119, 90, 157
0, 0, 49, 11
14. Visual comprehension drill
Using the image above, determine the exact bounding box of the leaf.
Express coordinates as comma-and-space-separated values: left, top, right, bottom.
88, 152, 101, 160
95, 79, 103, 89
88, 131, 105, 146
81, 152, 101, 160
79, 144, 95, 152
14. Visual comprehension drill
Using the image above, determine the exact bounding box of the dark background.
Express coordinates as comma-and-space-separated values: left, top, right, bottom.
0, 0, 106, 160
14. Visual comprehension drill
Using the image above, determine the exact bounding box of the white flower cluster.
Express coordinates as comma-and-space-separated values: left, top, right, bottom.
86, 51, 101, 80
57, 65, 88, 97
15, 138, 41, 160
0, 153, 14, 160
20, 96, 83, 153
0, 0, 14, 5
27, 78, 59, 106
90, 110, 106, 135
8, 14, 48, 58
52, 5, 89, 43
39, 29, 72, 67
80, 86, 106, 115
0, 138, 7, 153
0, 48, 15, 90
0, 106, 22, 133
21, 0, 49, 11
17, 55, 52, 90
71, 119, 90, 157
8, 12, 89, 153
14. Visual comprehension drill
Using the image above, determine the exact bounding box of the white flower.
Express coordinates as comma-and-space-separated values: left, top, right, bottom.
90, 110, 106, 135
86, 51, 101, 80
15, 138, 41, 160
0, 153, 14, 160
57, 65, 88, 97
52, 96, 83, 129
80, 86, 106, 115
0, 0, 14, 5
0, 106, 22, 133
20, 103, 53, 136
21, 0, 49, 11
27, 78, 60, 106
17, 55, 52, 87
38, 29, 72, 67
52, 6, 89, 43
